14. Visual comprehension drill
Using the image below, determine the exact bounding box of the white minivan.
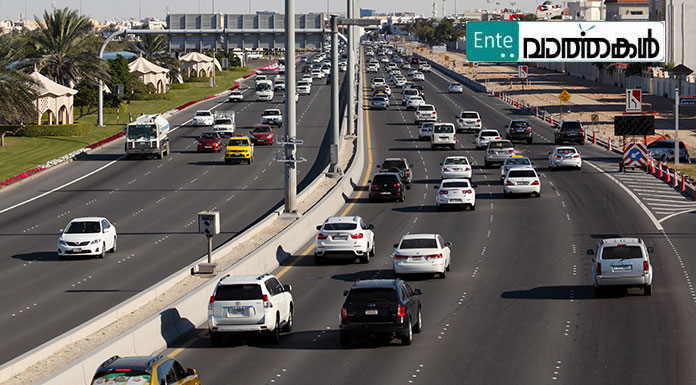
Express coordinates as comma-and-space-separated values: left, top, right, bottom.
431, 123, 456, 150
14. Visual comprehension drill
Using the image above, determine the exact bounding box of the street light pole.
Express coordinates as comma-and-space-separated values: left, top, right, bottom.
284, 0, 298, 213
675, 86, 680, 167
329, 14, 340, 175
346, 0, 356, 135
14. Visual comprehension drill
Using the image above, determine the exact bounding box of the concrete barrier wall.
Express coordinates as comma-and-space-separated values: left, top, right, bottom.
37, 67, 366, 385
415, 54, 488, 93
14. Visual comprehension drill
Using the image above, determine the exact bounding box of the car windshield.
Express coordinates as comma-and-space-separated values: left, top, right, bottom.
228, 139, 248, 146
195, 111, 211, 117
443, 181, 470, 188
400, 238, 438, 249
561, 122, 582, 130
347, 288, 398, 304
557, 148, 576, 155
91, 372, 151, 384
450, 83, 460, 87
254, 126, 271, 133
200, 133, 218, 140
232, 91, 242, 95
215, 119, 232, 125
489, 141, 512, 149
481, 131, 499, 137
601, 246, 643, 260
264, 110, 280, 116
381, 160, 406, 170
323, 223, 358, 231
460, 113, 478, 119
215, 284, 262, 300
256, 83, 272, 91
65, 221, 100, 234
445, 158, 468, 165
433, 125, 453, 133
510, 121, 529, 128
405, 90, 418, 95
127, 124, 156, 140
506, 158, 531, 165
508, 170, 537, 178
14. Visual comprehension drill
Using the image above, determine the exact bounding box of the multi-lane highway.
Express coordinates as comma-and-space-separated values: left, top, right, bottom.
0, 61, 343, 363
159, 58, 696, 384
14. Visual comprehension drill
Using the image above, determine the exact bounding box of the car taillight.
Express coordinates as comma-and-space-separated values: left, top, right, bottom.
462, 189, 472, 194
488, 150, 495, 154
127, 142, 133, 149
406, 170, 411, 176
508, 149, 513, 153
579, 129, 585, 134
317, 233, 328, 240
351, 233, 364, 239
477, 119, 481, 122
554, 155, 561, 158
560, 129, 565, 133
427, 253, 443, 259
394, 254, 408, 260
263, 294, 272, 308
495, 137, 501, 140
209, 295, 215, 303
526, 127, 532, 131
397, 305, 407, 317
596, 262, 602, 275
439, 190, 448, 195
531, 180, 540, 185
371, 184, 378, 190
643, 261, 649, 275
341, 306, 348, 318
115, 368, 132, 372
465, 167, 470, 171
573, 154, 580, 158
394, 183, 402, 188
443, 167, 448, 171
505, 181, 515, 186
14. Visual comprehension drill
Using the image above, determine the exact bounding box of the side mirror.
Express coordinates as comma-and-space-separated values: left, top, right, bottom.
316, 225, 322, 230
413, 288, 423, 295
433, 185, 439, 189
472, 184, 478, 188
58, 229, 64, 234
186, 368, 197, 376
445, 242, 452, 247
547, 152, 552, 155
439, 163, 443, 165
283, 284, 292, 292
343, 290, 349, 296
376, 165, 380, 168
368, 224, 375, 230
367, 179, 371, 183
586, 249, 595, 256
393, 243, 399, 248
647, 247, 654, 253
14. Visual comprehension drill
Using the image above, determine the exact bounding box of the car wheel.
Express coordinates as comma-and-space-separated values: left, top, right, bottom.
594, 286, 604, 298
527, 138, 533, 144
399, 193, 406, 202
339, 332, 352, 348
268, 315, 281, 344
579, 141, 585, 146
314, 254, 324, 265
484, 161, 491, 168
360, 252, 370, 264
209, 331, 224, 346
436, 204, 441, 212
413, 308, 422, 333
98, 242, 106, 259
401, 318, 413, 346
470, 204, 476, 211
504, 191, 510, 199
110, 237, 117, 253
370, 242, 376, 257
534, 191, 541, 198
282, 305, 294, 332
439, 269, 446, 279
225, 159, 231, 165
644, 285, 652, 296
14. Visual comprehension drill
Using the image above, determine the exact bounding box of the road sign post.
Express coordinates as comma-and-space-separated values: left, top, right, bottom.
518, 65, 528, 78
623, 142, 648, 170
625, 88, 642, 113
558, 89, 571, 118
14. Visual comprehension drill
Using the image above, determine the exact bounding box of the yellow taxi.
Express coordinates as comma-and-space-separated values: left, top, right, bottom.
224, 134, 254, 164
91, 355, 201, 385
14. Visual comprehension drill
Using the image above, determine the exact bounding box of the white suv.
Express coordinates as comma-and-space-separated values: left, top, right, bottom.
314, 216, 375, 265
431, 123, 456, 150
208, 274, 294, 345
192, 110, 214, 126
261, 108, 283, 127
589, 238, 654, 296
455, 111, 482, 133
393, 234, 452, 278
415, 104, 437, 124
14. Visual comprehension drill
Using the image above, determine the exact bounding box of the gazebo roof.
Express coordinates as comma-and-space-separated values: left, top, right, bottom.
30, 70, 77, 97
179, 52, 222, 71
128, 56, 169, 74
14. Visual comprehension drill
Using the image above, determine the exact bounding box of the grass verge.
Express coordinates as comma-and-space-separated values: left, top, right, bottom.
0, 68, 249, 183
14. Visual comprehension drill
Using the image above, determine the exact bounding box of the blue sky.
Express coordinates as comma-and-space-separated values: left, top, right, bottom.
0, 0, 544, 21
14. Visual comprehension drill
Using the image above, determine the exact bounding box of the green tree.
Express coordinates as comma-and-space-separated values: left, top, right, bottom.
0, 33, 39, 125
73, 82, 98, 117
127, 34, 181, 83
434, 19, 458, 43
520, 13, 538, 21
27, 7, 110, 87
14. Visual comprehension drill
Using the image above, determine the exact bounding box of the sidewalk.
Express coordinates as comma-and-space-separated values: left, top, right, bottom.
415, 46, 696, 154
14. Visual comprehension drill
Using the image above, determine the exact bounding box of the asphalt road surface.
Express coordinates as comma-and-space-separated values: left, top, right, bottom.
159, 61, 696, 385
0, 60, 344, 363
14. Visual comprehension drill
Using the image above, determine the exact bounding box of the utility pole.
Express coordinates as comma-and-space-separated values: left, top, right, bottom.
284, 0, 298, 213
328, 14, 341, 176
675, 86, 680, 167
346, 0, 356, 135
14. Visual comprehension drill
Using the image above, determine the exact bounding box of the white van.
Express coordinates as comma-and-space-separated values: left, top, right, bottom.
255, 80, 274, 101
431, 123, 456, 150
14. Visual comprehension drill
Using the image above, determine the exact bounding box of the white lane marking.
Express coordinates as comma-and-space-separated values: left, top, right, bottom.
586, 161, 663, 231
0, 154, 127, 214
190, 178, 198, 184
643, 197, 693, 203
658, 208, 696, 222
144, 171, 151, 176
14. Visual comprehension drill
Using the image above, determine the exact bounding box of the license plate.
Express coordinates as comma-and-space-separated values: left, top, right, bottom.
73, 248, 82, 252
612, 264, 632, 271
453, 168, 460, 171
225, 307, 247, 316
411, 256, 422, 260
380, 192, 391, 195
518, 181, 529, 185
205, 146, 212, 148
450, 199, 462, 203
333, 235, 348, 240
365, 309, 378, 315
564, 156, 572, 159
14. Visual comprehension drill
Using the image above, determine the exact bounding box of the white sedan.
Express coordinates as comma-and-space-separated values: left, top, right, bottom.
435, 179, 476, 210
228, 90, 244, 102
419, 122, 435, 141
58, 217, 117, 259
405, 95, 425, 110
412, 72, 425, 81
500, 155, 534, 180
549, 146, 582, 170
503, 169, 541, 198
448, 83, 463, 93
440, 156, 472, 179
474, 129, 501, 149
393, 234, 452, 278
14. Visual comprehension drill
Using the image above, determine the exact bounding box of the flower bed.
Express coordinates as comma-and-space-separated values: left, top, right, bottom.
87, 132, 123, 149
0, 167, 45, 186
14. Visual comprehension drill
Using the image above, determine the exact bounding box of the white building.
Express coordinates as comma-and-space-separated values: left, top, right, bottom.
536, 1, 564, 19
605, 0, 649, 21
650, 0, 696, 70
567, 0, 605, 20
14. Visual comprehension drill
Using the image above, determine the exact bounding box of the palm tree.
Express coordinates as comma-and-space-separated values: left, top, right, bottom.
27, 7, 110, 87
0, 33, 38, 125
127, 34, 181, 83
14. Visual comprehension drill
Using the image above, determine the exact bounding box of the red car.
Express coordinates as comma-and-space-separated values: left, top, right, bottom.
250, 125, 274, 145
197, 132, 223, 152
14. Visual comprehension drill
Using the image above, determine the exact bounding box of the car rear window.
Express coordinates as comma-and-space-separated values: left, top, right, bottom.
228, 139, 248, 146
323, 223, 357, 231
510, 121, 529, 128
443, 181, 470, 188
507, 170, 537, 178
65, 221, 100, 234
434, 125, 453, 133
195, 111, 211, 116
444, 158, 469, 165
480, 131, 499, 137
561, 122, 582, 130
264, 110, 280, 116
489, 141, 512, 149
346, 288, 398, 304
557, 148, 576, 155
215, 119, 232, 125
506, 158, 531, 165
215, 284, 262, 300
460, 113, 478, 119
399, 238, 438, 249
601, 246, 643, 260
382, 160, 406, 170
91, 372, 151, 384
200, 133, 218, 140
372, 174, 399, 184
254, 126, 271, 133
418, 105, 434, 111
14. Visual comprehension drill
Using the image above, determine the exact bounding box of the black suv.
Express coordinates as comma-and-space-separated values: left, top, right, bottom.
554, 120, 585, 145
340, 279, 422, 347
369, 172, 406, 202
506, 120, 533, 143
377, 158, 413, 188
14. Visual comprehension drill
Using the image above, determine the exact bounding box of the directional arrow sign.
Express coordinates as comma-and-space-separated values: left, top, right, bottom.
559, 89, 571, 102
623, 142, 647, 168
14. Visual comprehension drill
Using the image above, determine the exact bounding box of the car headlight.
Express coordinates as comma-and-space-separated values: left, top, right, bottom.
90, 239, 101, 245
58, 239, 66, 245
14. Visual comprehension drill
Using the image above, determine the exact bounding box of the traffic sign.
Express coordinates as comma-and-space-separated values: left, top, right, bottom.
679, 96, 696, 106
518, 65, 528, 78
623, 142, 647, 168
558, 90, 571, 102
626, 88, 642, 113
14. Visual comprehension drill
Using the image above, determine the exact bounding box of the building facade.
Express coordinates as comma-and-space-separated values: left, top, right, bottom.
650, 0, 696, 70
605, 0, 649, 20
567, 0, 606, 20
